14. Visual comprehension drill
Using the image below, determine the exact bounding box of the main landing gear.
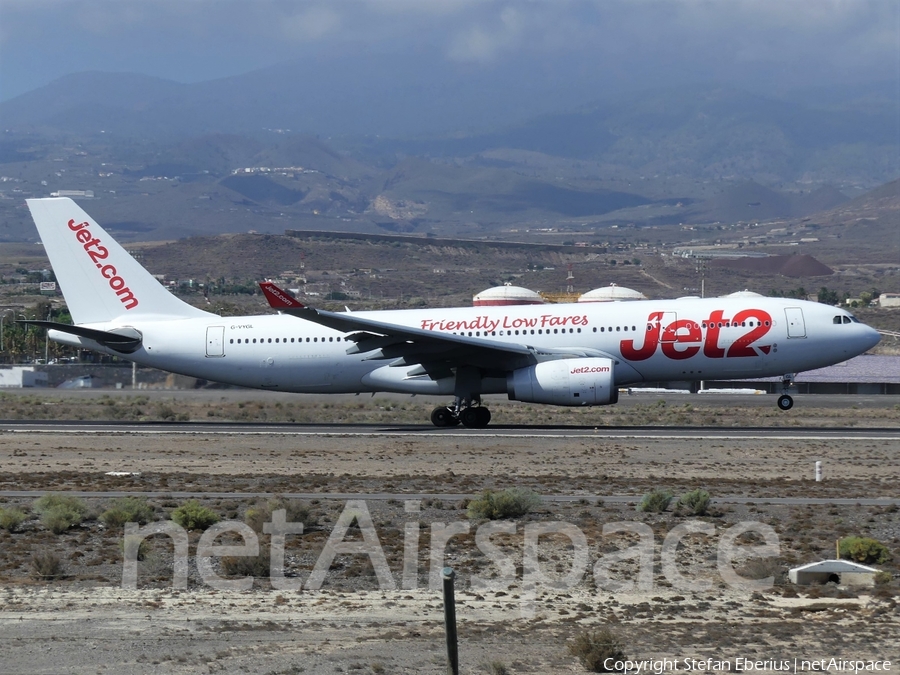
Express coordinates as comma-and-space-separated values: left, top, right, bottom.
431, 396, 492, 428
776, 373, 795, 411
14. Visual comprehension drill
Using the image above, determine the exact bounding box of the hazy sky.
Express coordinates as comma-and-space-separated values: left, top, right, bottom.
1, 0, 898, 102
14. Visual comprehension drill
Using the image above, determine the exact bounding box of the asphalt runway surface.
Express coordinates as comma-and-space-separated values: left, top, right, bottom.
3, 419, 899, 441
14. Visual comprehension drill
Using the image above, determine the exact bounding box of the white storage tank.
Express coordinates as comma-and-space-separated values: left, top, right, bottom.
473, 285, 545, 307
578, 284, 647, 303
721, 290, 765, 298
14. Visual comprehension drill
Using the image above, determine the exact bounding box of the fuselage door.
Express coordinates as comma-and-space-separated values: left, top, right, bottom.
784, 307, 806, 339
206, 326, 225, 357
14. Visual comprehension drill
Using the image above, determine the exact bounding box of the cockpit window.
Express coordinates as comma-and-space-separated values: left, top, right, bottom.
848, 315, 860, 323
833, 316, 842, 324
843, 316, 852, 324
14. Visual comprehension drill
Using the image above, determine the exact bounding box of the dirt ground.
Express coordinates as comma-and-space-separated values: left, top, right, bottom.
0, 393, 898, 674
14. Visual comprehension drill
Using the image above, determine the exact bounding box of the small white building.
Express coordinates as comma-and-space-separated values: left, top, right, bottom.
0, 367, 48, 388
789, 559, 879, 586
878, 293, 900, 308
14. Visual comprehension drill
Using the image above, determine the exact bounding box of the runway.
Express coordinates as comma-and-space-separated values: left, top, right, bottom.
0, 488, 896, 505
2, 419, 899, 441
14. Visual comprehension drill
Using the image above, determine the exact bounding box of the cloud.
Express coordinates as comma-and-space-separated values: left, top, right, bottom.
280, 5, 342, 42
446, 6, 525, 62
0, 0, 896, 101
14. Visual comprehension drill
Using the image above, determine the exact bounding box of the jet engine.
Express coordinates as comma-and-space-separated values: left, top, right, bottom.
507, 358, 617, 406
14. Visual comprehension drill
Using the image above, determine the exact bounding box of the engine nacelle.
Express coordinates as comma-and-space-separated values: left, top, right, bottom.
507, 358, 617, 406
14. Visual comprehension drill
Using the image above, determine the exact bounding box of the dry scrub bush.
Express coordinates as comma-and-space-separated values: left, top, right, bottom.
101, 497, 154, 528
155, 404, 189, 422
466, 488, 541, 520
738, 557, 785, 584
0, 507, 27, 532
120, 535, 151, 561
874, 570, 893, 585
221, 548, 271, 578
244, 497, 316, 533
839, 536, 892, 565
484, 662, 510, 675
33, 495, 88, 534
32, 494, 87, 517
637, 489, 673, 513
30, 551, 64, 580
171, 500, 219, 530
676, 489, 711, 516
569, 627, 627, 672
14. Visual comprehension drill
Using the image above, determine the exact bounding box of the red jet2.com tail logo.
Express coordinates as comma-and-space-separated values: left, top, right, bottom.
68, 219, 138, 310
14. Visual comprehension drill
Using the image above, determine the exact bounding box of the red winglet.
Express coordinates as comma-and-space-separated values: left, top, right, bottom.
259, 281, 305, 309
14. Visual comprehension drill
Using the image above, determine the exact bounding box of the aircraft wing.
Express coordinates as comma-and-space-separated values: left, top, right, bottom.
259, 282, 605, 376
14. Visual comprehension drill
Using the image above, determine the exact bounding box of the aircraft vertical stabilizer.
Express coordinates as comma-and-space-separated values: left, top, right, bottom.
26, 198, 214, 325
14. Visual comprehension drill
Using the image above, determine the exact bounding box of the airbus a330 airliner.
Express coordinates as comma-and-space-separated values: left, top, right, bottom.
24, 198, 880, 427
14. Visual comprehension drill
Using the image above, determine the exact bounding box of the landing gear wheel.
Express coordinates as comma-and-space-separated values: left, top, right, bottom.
777, 394, 794, 411
459, 407, 480, 428
475, 406, 491, 427
431, 406, 456, 427
460, 406, 491, 428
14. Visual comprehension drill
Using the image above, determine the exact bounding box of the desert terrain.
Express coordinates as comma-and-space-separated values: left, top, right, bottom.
0, 391, 898, 674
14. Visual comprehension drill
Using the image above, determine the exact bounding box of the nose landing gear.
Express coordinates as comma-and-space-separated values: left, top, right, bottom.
777, 373, 795, 411
777, 394, 794, 411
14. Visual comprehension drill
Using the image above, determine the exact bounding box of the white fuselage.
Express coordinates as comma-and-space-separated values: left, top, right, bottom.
52, 297, 880, 397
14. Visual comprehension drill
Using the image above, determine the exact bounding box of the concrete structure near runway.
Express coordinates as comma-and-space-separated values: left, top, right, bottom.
789, 560, 879, 586
637, 354, 900, 395
0, 366, 48, 388
741, 354, 900, 395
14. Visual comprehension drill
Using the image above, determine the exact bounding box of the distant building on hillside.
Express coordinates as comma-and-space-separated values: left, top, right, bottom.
50, 190, 94, 198
878, 293, 900, 308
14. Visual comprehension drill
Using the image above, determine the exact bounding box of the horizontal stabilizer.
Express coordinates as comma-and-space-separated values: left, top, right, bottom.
19, 320, 142, 354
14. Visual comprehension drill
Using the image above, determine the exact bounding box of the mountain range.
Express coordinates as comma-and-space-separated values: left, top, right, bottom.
1, 68, 897, 188
0, 67, 897, 251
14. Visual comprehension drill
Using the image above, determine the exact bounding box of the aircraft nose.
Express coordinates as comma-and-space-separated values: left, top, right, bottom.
862, 325, 881, 352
